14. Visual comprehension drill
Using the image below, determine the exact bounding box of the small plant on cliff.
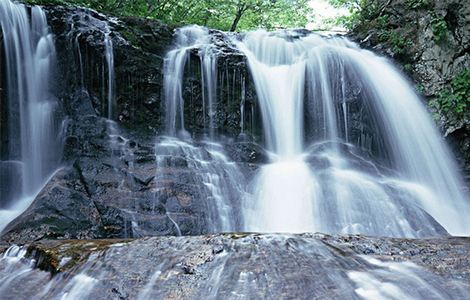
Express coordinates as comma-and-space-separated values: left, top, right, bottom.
431, 17, 448, 44
405, 0, 430, 9
377, 30, 412, 55
403, 64, 413, 73
375, 14, 390, 29
430, 68, 470, 119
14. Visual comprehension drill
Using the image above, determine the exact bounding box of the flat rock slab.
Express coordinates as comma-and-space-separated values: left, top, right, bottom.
0, 233, 469, 299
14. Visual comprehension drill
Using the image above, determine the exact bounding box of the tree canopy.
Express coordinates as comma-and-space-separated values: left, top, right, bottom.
27, 0, 313, 32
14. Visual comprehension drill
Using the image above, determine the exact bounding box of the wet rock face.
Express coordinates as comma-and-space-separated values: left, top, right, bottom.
0, 234, 469, 299
1, 111, 264, 242
350, 0, 470, 177
43, 6, 259, 141
352, 0, 469, 96
179, 32, 260, 138
43, 6, 173, 135
0, 6, 265, 242
0, 6, 265, 241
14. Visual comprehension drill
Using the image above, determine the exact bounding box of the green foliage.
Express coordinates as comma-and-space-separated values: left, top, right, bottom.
415, 84, 425, 94
405, 0, 429, 9
328, 0, 383, 30
430, 68, 470, 118
431, 16, 448, 44
404, 63, 413, 73
375, 14, 389, 29
25, 0, 312, 32
25, 0, 74, 4
377, 30, 412, 55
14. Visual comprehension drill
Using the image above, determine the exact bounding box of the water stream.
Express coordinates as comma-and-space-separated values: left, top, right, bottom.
0, 0, 62, 231
164, 25, 217, 138
0, 236, 468, 299
1, 5, 470, 298
235, 30, 470, 236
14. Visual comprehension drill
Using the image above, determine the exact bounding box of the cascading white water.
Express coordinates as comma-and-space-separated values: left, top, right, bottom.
164, 25, 217, 137
200, 48, 217, 139
0, 0, 61, 231
104, 31, 115, 120
236, 30, 470, 236
155, 138, 246, 232
346, 50, 469, 235
159, 27, 469, 237
158, 26, 246, 232
235, 32, 318, 233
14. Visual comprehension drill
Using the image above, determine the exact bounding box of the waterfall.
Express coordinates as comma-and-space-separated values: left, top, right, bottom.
0, 0, 61, 231
104, 31, 115, 120
155, 138, 246, 232
235, 30, 470, 236
159, 27, 469, 237
163, 25, 217, 138
158, 26, 246, 232
200, 48, 217, 139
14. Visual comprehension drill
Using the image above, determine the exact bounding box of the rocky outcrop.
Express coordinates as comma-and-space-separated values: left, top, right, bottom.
0, 112, 266, 243
42, 5, 259, 139
351, 0, 470, 178
43, 5, 171, 135
0, 234, 469, 298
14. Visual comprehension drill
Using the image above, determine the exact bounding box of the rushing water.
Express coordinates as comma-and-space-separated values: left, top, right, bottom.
155, 138, 246, 233
104, 31, 115, 120
158, 26, 247, 233
164, 25, 218, 138
158, 26, 470, 237
235, 30, 470, 236
0, 0, 61, 231
0, 236, 468, 299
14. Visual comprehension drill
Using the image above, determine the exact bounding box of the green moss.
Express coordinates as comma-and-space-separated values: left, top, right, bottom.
378, 30, 412, 55
404, 64, 413, 73
431, 17, 448, 44
429, 68, 470, 119
118, 28, 141, 49
28, 239, 132, 274
415, 84, 425, 94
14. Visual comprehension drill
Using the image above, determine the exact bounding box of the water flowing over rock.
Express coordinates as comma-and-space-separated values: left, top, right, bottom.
0, 234, 469, 299
235, 30, 469, 236
1, 4, 469, 241
0, 0, 62, 231
351, 0, 470, 179
104, 30, 115, 120
0, 2, 470, 298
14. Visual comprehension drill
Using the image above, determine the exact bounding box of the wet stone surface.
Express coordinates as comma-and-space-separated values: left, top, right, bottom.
0, 233, 469, 299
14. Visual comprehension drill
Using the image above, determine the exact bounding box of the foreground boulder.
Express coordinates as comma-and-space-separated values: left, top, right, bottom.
0, 233, 469, 299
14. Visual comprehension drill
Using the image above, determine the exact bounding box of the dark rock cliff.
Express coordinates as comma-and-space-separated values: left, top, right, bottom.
44, 5, 259, 139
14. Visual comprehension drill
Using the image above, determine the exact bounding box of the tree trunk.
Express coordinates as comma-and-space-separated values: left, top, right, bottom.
230, 5, 246, 32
